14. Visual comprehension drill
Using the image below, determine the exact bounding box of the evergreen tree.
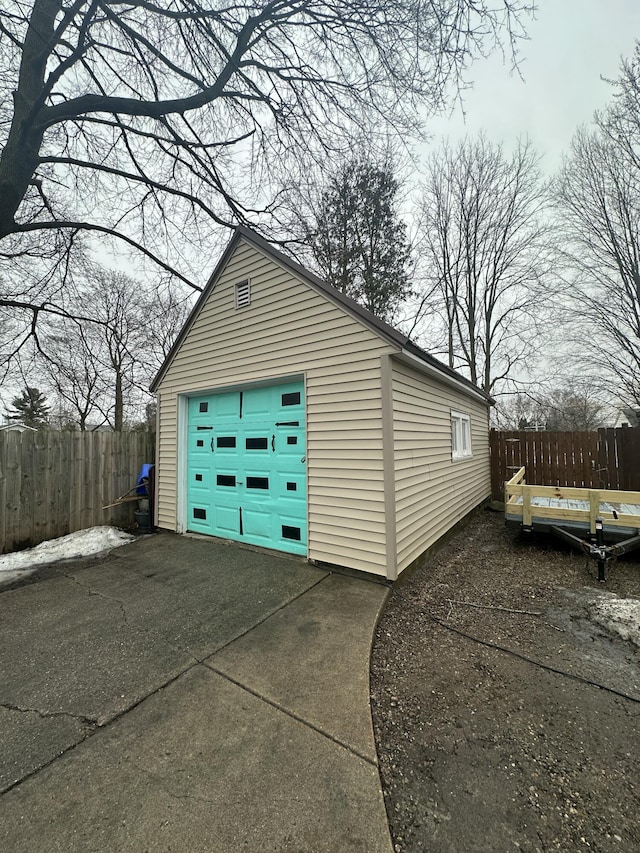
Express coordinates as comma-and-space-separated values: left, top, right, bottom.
6, 386, 50, 428
311, 157, 412, 323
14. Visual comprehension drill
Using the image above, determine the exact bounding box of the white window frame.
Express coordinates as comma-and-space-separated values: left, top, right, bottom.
451, 410, 472, 460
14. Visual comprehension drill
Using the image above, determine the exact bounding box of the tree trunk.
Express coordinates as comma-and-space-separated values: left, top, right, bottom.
114, 372, 123, 432
0, 0, 59, 237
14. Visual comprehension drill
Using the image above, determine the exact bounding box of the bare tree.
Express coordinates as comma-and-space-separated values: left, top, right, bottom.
556, 47, 640, 407
542, 385, 607, 431
0, 0, 532, 358
493, 380, 611, 431
39, 271, 190, 430
419, 135, 553, 395
491, 390, 547, 430
142, 283, 194, 377
45, 324, 106, 430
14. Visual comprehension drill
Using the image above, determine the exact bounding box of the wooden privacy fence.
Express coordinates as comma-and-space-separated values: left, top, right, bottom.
490, 428, 640, 502
0, 430, 155, 554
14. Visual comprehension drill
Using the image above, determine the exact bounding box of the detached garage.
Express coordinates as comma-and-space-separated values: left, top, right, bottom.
151, 227, 492, 580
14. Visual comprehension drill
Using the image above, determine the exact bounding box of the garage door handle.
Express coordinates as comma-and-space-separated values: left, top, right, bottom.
210, 437, 214, 452
271, 434, 275, 452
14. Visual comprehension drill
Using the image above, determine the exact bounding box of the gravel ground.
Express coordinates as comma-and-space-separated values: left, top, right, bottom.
370, 509, 640, 853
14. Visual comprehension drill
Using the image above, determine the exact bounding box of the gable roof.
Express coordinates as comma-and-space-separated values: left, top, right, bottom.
150, 226, 492, 405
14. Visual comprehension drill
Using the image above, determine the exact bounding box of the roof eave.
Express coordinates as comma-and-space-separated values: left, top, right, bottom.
150, 229, 246, 392
150, 226, 493, 408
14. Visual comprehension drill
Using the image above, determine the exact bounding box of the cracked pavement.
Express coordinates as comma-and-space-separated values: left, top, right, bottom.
0, 533, 392, 852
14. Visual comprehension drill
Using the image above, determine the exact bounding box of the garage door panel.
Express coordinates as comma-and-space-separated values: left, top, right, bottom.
213, 469, 238, 487
244, 473, 271, 491
242, 431, 272, 456
275, 384, 304, 417
242, 386, 273, 422
213, 504, 241, 536
242, 507, 272, 541
276, 501, 306, 528
277, 515, 307, 555
214, 433, 238, 452
188, 397, 211, 423
190, 469, 210, 494
274, 471, 305, 497
274, 431, 303, 456
189, 502, 211, 533
190, 434, 212, 455
212, 391, 241, 422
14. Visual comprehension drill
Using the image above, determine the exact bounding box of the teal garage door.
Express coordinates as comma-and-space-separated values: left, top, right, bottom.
186, 381, 306, 555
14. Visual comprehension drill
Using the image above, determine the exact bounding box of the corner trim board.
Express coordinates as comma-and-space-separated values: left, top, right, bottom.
154, 393, 160, 528
381, 354, 398, 581
177, 393, 189, 533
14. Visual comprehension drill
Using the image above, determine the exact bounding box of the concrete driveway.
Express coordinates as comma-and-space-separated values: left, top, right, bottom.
0, 533, 392, 852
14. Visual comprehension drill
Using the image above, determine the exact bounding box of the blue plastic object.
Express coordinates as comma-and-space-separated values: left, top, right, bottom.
136, 463, 154, 495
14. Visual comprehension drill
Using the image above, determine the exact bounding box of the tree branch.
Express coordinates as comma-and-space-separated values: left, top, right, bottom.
12, 220, 203, 290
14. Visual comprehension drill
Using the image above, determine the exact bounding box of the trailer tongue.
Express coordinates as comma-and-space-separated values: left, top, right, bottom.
548, 521, 640, 582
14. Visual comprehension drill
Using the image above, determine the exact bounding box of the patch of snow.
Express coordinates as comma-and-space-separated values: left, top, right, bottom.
589, 592, 640, 648
0, 526, 135, 587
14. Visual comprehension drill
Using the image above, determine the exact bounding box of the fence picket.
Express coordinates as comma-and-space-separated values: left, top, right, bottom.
490, 428, 640, 501
0, 430, 155, 554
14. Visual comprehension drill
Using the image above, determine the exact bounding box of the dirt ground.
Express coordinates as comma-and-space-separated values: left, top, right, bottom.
370, 509, 640, 853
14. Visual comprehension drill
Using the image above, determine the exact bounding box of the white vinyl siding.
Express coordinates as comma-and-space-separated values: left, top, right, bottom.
155, 239, 395, 576
392, 360, 490, 574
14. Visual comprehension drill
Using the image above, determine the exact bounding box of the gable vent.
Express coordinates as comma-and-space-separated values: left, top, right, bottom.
235, 279, 251, 308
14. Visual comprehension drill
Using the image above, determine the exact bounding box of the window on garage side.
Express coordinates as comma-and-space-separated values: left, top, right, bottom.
451, 410, 472, 460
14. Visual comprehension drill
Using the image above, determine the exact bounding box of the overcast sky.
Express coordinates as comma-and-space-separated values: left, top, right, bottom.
423, 0, 640, 172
